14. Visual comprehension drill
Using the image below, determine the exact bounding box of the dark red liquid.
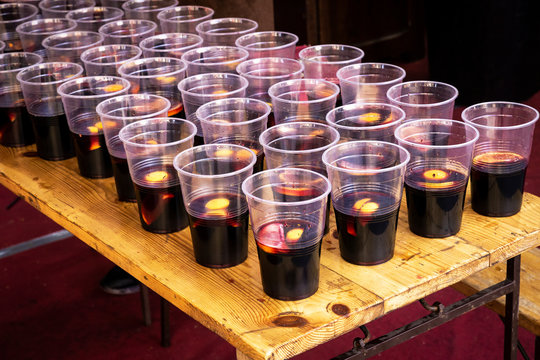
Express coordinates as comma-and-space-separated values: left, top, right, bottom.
193, 135, 204, 146
217, 139, 264, 173
256, 220, 322, 300
0, 105, 35, 147
470, 152, 527, 217
71, 132, 113, 179
334, 191, 399, 265
134, 167, 188, 233
30, 113, 75, 161
168, 102, 186, 120
110, 155, 136, 202
405, 167, 467, 238
187, 193, 249, 268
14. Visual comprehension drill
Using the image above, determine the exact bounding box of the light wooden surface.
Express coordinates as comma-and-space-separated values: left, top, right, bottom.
1, 144, 539, 360
453, 247, 540, 336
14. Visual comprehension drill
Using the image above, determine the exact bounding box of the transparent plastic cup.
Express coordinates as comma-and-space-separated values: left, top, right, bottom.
336, 62, 406, 105
119, 117, 196, 233
96, 93, 170, 201
39, 0, 96, 18
394, 119, 479, 238
268, 78, 340, 125
181, 45, 248, 76
101, 0, 128, 8
177, 72, 248, 145
197, 97, 271, 173
42, 31, 104, 65
235, 31, 298, 59
81, 44, 142, 76
122, 0, 177, 24
57, 76, 130, 178
16, 18, 78, 59
326, 102, 405, 142
241, 167, 331, 300
322, 140, 409, 265
0, 3, 38, 52
387, 81, 459, 122
196, 17, 258, 47
462, 101, 539, 217
99, 19, 157, 45
174, 143, 256, 268
139, 32, 202, 59
118, 56, 187, 118
299, 44, 365, 85
0, 52, 42, 147
16, 62, 84, 160
157, 5, 214, 34
0, 40, 4, 53
66, 7, 124, 32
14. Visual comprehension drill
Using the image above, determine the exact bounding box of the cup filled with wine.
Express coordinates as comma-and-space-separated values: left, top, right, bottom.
322, 141, 409, 265
242, 167, 331, 300
174, 144, 256, 268
462, 101, 539, 216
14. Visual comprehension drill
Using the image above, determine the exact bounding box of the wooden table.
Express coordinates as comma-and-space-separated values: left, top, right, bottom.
1, 144, 539, 360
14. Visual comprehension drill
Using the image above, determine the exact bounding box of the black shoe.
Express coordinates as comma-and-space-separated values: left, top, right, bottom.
100, 266, 140, 295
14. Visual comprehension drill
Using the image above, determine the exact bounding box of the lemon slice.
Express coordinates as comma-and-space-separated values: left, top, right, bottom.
157, 76, 177, 84
215, 148, 234, 157
286, 228, 303, 242
358, 112, 381, 123
145, 171, 168, 182
104, 84, 124, 93
423, 169, 448, 180
353, 198, 379, 213
205, 198, 229, 210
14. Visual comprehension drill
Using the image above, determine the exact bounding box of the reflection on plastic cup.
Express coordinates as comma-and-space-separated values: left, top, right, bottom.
196, 17, 258, 47
235, 31, 298, 59
158, 5, 214, 34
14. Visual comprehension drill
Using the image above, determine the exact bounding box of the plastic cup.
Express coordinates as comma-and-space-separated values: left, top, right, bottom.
268, 78, 340, 125
299, 44, 365, 84
16, 18, 78, 59
139, 32, 202, 59
196, 17, 258, 47
322, 141, 409, 265
99, 19, 157, 45
39, 0, 96, 19
81, 44, 142, 76
235, 31, 298, 59
336, 62, 406, 105
0, 40, 4, 53
197, 97, 271, 173
66, 7, 124, 33
119, 117, 196, 233
96, 93, 170, 202
326, 102, 405, 142
101, 0, 128, 7
157, 5, 214, 34
387, 81, 459, 122
177, 72, 248, 146
241, 167, 331, 300
122, 0, 177, 24
16, 62, 84, 160
462, 101, 539, 217
181, 45, 248, 76
118, 56, 186, 118
57, 76, 130, 178
42, 31, 104, 65
0, 52, 42, 147
0, 3, 38, 52
394, 119, 479, 238
173, 144, 256, 268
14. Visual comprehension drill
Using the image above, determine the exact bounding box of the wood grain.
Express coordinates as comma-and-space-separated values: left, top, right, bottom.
1, 144, 539, 360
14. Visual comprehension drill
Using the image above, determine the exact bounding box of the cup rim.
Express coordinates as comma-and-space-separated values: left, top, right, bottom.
322, 140, 410, 175
157, 5, 214, 23
181, 45, 249, 66
326, 102, 406, 131
386, 80, 459, 108
98, 19, 157, 38
42, 31, 104, 51
118, 56, 187, 78
96, 93, 171, 120
394, 118, 480, 149
242, 167, 332, 207
16, 18, 78, 36
174, 143, 257, 179
259, 121, 340, 155
0, 3, 38, 25
195, 17, 258, 36
461, 101, 540, 130
66, 6, 124, 23
177, 72, 249, 98
57, 75, 131, 99
336, 62, 406, 86
298, 44, 365, 65
39, 0, 96, 15
122, 0, 177, 13
139, 32, 203, 53
236, 57, 304, 80
0, 52, 43, 73
268, 78, 340, 104
119, 116, 197, 148
81, 44, 142, 65
16, 61, 84, 85
197, 97, 272, 128
235, 31, 299, 51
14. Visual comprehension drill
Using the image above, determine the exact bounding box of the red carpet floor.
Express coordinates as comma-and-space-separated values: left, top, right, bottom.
1, 58, 539, 359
